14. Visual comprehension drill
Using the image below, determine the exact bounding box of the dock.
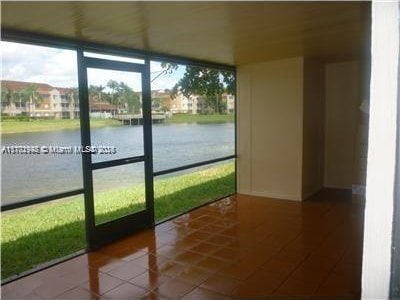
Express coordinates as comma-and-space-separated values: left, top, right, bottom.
113, 114, 166, 125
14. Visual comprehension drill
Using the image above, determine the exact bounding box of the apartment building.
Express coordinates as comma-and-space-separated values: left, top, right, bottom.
170, 93, 197, 114
140, 89, 235, 115
171, 93, 235, 114
1, 80, 78, 119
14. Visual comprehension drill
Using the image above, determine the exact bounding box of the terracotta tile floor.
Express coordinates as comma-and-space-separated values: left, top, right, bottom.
1, 190, 364, 299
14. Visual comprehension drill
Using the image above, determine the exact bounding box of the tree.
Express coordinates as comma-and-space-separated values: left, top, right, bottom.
103, 81, 141, 114
87, 81, 141, 114
117, 82, 141, 114
152, 97, 169, 112
106, 80, 119, 106
161, 63, 235, 114
70, 88, 79, 105
20, 84, 43, 113
89, 85, 105, 101
1, 87, 15, 106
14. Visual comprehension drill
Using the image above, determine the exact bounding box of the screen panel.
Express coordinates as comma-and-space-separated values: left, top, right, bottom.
154, 160, 235, 221
86, 68, 144, 163
150, 61, 235, 172
1, 41, 82, 205
1, 194, 86, 279
93, 162, 146, 225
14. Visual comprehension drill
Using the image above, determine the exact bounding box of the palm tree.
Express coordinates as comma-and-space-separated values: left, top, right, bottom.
107, 80, 118, 92
88, 85, 105, 113
67, 88, 79, 119
89, 85, 104, 101
118, 82, 140, 114
1, 87, 14, 107
107, 80, 120, 112
20, 84, 42, 114
70, 88, 79, 105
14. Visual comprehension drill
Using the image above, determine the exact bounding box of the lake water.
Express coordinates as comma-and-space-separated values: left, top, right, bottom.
1, 123, 234, 205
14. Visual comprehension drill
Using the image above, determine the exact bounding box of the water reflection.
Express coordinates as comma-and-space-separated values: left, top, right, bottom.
1, 123, 234, 204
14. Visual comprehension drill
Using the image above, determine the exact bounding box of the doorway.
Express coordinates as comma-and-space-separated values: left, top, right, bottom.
78, 50, 154, 248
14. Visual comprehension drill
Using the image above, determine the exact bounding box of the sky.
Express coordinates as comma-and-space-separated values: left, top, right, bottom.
1, 41, 185, 91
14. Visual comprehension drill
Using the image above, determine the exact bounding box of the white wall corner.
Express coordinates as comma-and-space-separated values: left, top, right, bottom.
362, 1, 398, 299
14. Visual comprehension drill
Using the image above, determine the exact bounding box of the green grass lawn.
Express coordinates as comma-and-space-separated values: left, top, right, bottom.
1, 162, 235, 279
0, 118, 121, 134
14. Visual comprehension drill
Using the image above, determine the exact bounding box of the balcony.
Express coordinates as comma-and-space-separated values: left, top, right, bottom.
1, 190, 363, 299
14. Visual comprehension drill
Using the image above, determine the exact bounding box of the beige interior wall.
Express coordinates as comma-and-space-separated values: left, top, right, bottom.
324, 61, 361, 189
237, 57, 304, 200
302, 58, 325, 198
237, 58, 361, 200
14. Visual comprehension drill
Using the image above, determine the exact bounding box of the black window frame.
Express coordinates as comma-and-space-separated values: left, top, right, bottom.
0, 28, 237, 284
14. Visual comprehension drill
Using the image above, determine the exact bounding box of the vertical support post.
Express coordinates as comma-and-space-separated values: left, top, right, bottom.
234, 68, 238, 194
77, 48, 96, 249
142, 58, 155, 225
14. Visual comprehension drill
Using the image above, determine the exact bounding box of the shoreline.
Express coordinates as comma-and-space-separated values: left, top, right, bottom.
1, 114, 234, 134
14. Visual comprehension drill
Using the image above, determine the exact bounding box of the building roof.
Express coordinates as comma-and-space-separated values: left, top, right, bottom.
89, 101, 117, 111
57, 87, 74, 94
1, 80, 73, 95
